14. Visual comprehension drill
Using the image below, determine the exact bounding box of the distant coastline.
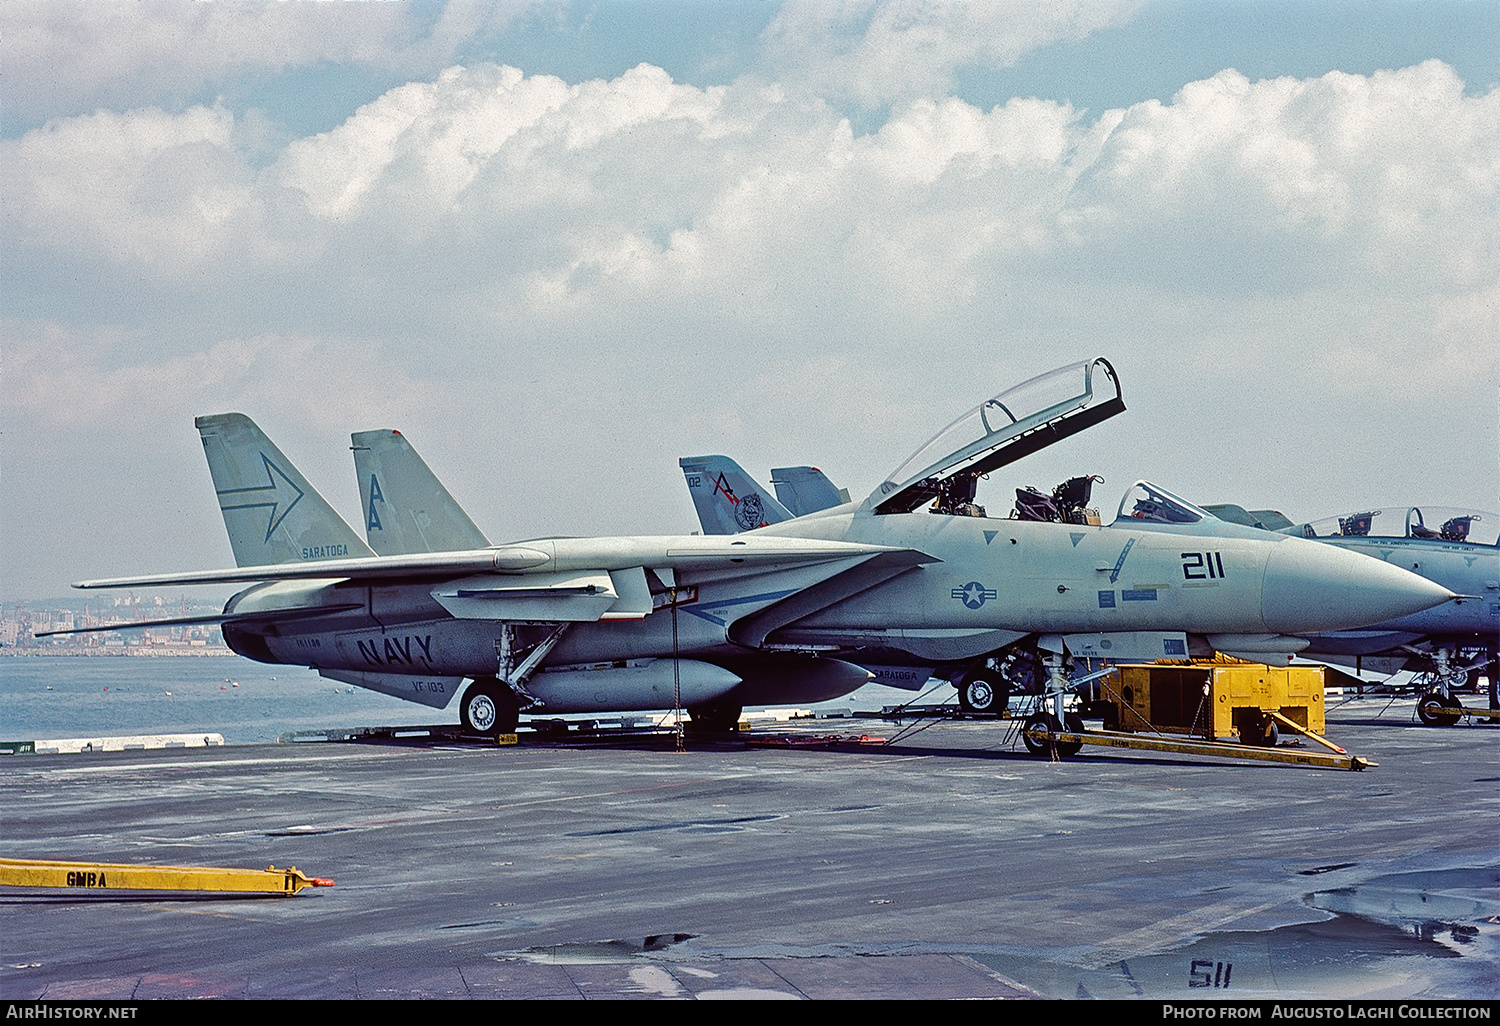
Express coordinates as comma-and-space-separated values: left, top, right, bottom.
0, 647, 235, 657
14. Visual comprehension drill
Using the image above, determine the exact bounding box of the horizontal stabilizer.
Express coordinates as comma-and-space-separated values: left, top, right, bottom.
34, 613, 234, 637
320, 669, 462, 709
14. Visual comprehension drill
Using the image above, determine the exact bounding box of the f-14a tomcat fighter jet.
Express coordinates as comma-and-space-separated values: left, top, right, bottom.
62, 359, 1454, 737
1206, 502, 1499, 725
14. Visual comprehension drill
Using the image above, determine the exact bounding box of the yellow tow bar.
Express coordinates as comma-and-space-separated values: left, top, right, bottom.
1423, 702, 1500, 723
0, 857, 333, 896
1023, 726, 1376, 771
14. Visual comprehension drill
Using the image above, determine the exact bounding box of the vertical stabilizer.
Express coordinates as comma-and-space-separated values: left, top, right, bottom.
771, 466, 847, 516
352, 429, 491, 555
195, 414, 374, 567
678, 456, 793, 535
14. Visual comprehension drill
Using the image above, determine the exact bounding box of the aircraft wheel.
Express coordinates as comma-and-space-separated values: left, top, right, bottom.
687, 704, 743, 733
1021, 712, 1082, 758
1058, 713, 1085, 757
957, 671, 1007, 716
1241, 713, 1279, 747
461, 678, 519, 737
1260, 719, 1280, 747
1020, 713, 1052, 756
1416, 691, 1460, 727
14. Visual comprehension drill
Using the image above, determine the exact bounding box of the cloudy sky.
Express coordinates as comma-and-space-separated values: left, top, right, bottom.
3, 0, 1497, 600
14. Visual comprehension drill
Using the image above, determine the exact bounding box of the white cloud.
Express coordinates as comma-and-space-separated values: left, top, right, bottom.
2, 323, 453, 434
1066, 62, 1500, 292
3, 56, 1497, 595
758, 0, 1137, 108
8, 59, 1494, 348
4, 104, 257, 266
274, 63, 726, 221
0, 0, 537, 127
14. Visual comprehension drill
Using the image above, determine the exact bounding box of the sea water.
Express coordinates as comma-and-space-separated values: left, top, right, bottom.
0, 655, 934, 746
0, 655, 430, 745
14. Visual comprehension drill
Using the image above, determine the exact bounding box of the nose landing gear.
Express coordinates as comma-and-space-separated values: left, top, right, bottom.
1020, 711, 1084, 757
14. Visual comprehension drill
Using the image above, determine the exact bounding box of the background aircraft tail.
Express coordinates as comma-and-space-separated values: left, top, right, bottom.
770, 466, 848, 516
351, 429, 491, 555
195, 413, 374, 567
678, 455, 793, 535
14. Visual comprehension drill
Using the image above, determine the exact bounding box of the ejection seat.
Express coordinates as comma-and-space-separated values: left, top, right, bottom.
1440, 515, 1478, 542
1338, 511, 1377, 536
1012, 474, 1102, 524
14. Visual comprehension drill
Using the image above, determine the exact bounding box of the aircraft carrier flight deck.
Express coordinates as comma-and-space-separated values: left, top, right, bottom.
1, 699, 1496, 1001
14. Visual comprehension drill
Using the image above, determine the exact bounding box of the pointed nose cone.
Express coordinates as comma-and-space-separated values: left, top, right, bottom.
1262, 539, 1456, 634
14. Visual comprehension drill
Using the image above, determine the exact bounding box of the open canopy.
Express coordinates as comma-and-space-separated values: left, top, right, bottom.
1289, 506, 1497, 546
868, 357, 1124, 514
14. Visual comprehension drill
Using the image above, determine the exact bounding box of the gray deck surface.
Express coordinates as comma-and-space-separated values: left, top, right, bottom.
2, 700, 1496, 1000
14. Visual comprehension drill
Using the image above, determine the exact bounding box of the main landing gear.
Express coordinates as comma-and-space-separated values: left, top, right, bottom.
460, 677, 521, 737
956, 670, 1008, 716
956, 651, 1042, 717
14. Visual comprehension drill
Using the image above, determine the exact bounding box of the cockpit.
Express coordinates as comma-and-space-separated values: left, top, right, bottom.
1291, 506, 1498, 546
1008, 478, 1210, 527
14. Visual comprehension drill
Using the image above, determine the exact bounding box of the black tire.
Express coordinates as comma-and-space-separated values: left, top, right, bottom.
1241, 713, 1279, 747
1021, 712, 1083, 758
687, 704, 743, 732
957, 671, 1007, 716
1416, 691, 1461, 727
1021, 713, 1052, 756
1058, 713, 1085, 757
1261, 719, 1280, 747
460, 678, 519, 737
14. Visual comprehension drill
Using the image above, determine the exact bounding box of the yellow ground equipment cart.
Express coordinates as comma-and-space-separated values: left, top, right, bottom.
1095, 659, 1325, 747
